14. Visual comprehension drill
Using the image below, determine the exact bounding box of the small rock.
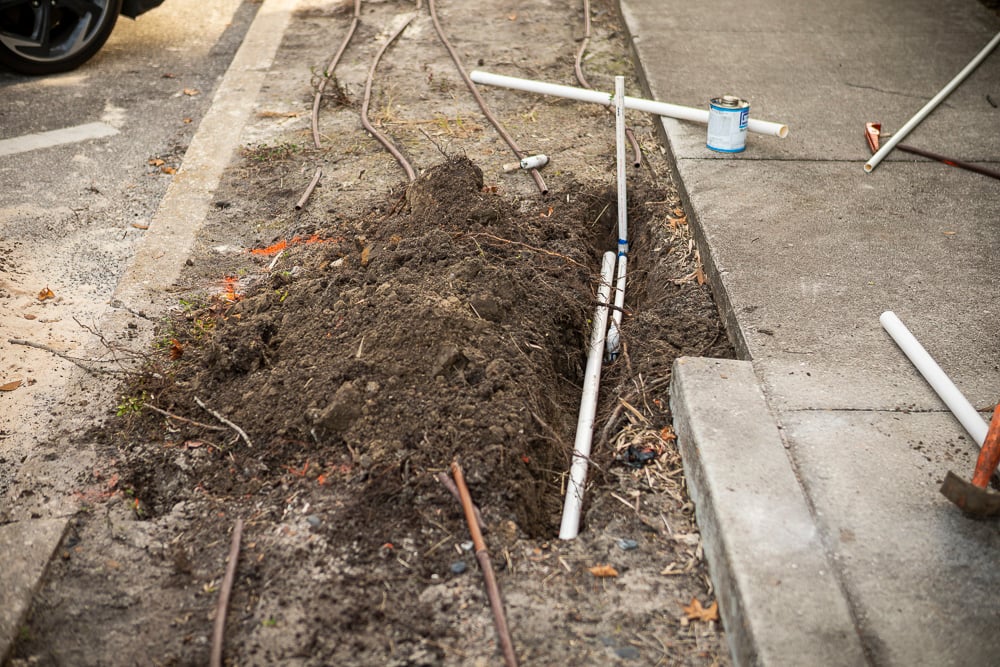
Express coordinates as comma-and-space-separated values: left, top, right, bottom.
616, 538, 639, 551
450, 561, 467, 575
306, 515, 321, 528
615, 646, 641, 660
460, 540, 474, 552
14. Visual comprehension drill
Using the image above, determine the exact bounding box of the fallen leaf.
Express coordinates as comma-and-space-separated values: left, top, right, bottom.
588, 564, 618, 578
539, 206, 554, 218
161, 166, 177, 175
360, 245, 371, 266
660, 425, 676, 442
169, 339, 183, 360
148, 158, 165, 166
682, 598, 719, 622
507, 12, 517, 20
37, 286, 55, 301
942, 231, 956, 236
0, 380, 23, 392
183, 88, 199, 96
184, 440, 204, 449
183, 118, 193, 124
131, 222, 149, 230
23, 313, 36, 320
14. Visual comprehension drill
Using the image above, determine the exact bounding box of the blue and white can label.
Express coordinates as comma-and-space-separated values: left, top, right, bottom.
707, 96, 749, 153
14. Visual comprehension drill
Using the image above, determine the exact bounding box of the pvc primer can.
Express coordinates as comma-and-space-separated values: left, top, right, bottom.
707, 95, 750, 153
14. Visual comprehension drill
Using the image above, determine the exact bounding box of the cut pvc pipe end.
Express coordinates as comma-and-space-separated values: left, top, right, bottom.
520, 154, 548, 170
880, 310, 988, 446
502, 155, 549, 173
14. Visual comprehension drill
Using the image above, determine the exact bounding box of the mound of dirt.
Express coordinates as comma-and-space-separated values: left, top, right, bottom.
10, 156, 730, 665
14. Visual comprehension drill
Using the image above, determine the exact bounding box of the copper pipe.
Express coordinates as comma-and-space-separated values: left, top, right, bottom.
361, 17, 417, 182
573, 0, 642, 168
295, 168, 323, 210
210, 518, 244, 667
451, 460, 518, 667
625, 127, 642, 168
311, 0, 361, 149
896, 144, 1000, 181
428, 0, 547, 195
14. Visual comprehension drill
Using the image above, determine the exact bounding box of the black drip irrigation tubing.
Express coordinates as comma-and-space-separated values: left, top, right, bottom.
428, 0, 548, 195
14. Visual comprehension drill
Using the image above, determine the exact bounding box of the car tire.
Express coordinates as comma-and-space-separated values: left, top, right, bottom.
0, 0, 124, 75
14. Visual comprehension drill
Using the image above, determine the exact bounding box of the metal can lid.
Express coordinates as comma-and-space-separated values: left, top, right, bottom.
713, 95, 743, 108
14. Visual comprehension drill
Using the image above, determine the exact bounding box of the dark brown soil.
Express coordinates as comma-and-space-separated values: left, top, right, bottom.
8, 1, 734, 664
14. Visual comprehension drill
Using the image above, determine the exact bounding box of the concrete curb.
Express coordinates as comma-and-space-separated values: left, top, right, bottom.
113, 0, 300, 312
0, 519, 69, 663
670, 357, 867, 666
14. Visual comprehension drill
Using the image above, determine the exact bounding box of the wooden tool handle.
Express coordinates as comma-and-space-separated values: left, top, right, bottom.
971, 404, 1000, 488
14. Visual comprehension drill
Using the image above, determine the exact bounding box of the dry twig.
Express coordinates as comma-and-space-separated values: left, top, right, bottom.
195, 397, 254, 448
144, 404, 227, 432
8, 338, 132, 376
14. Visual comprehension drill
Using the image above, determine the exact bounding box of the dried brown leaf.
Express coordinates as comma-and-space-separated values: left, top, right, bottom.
682, 598, 719, 622
0, 379, 23, 392
588, 564, 618, 578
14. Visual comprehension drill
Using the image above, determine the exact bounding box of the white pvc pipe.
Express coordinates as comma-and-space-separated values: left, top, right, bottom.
880, 311, 988, 446
607, 77, 628, 361
865, 31, 1000, 173
560, 251, 617, 540
471, 70, 789, 138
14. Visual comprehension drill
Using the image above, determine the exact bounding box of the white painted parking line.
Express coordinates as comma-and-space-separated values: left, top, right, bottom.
0, 122, 119, 157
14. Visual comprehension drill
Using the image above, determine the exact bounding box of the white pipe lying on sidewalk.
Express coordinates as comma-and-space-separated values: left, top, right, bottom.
470, 70, 789, 138
865, 31, 1000, 173
880, 311, 988, 446
560, 251, 617, 540
607, 77, 629, 361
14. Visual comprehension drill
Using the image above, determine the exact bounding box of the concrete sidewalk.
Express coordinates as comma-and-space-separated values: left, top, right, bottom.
619, 0, 1000, 664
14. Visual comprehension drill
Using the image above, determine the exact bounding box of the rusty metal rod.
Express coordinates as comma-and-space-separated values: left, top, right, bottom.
428, 0, 547, 195
451, 460, 518, 667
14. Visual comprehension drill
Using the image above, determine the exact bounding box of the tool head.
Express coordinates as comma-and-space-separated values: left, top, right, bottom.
865, 122, 882, 154
940, 470, 1000, 518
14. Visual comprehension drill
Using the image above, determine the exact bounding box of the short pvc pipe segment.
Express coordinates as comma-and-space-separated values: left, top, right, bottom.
880, 311, 988, 446
865, 31, 1000, 173
560, 251, 616, 540
471, 70, 789, 138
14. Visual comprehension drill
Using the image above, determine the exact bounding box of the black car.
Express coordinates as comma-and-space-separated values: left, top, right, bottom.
0, 0, 164, 75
